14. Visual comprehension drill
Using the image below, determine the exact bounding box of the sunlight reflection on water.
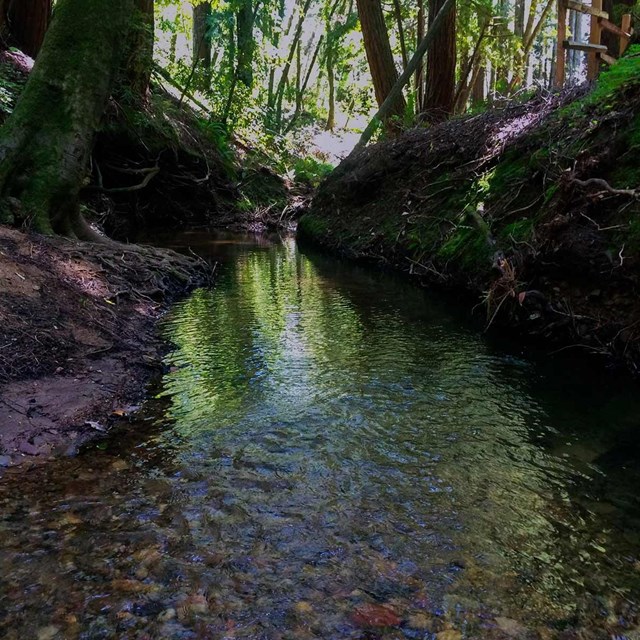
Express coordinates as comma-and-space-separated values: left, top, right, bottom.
0, 233, 639, 639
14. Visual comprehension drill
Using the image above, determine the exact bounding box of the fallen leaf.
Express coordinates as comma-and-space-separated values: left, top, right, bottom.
351, 603, 400, 628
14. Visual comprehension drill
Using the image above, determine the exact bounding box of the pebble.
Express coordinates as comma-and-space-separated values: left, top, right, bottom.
495, 616, 528, 636
158, 608, 176, 622
408, 613, 432, 630
36, 626, 60, 640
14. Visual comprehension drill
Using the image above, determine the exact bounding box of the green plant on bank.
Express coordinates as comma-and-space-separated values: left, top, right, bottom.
292, 157, 334, 186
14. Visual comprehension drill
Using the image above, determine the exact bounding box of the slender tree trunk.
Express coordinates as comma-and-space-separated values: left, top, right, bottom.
169, 32, 178, 63
0, 0, 135, 238
415, 0, 425, 110
325, 46, 336, 130
392, 0, 409, 69
274, 0, 313, 129
423, 0, 456, 121
6, 0, 52, 58
356, 0, 405, 118
192, 1, 212, 89
471, 65, 486, 107
236, 0, 256, 87
454, 18, 488, 113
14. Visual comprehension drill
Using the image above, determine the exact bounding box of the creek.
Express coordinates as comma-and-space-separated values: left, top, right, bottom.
0, 233, 639, 639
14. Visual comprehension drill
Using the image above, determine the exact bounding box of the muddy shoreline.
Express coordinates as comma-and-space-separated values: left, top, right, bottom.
0, 226, 213, 469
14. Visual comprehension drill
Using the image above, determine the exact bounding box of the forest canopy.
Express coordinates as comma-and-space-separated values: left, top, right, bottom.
0, 0, 637, 238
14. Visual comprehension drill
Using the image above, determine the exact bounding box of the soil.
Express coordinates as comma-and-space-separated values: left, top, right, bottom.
0, 227, 213, 469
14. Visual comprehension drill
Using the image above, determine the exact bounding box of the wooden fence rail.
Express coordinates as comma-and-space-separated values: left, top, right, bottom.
555, 0, 633, 87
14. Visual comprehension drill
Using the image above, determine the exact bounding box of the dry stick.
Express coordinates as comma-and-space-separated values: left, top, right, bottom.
352, 0, 456, 153
572, 177, 640, 198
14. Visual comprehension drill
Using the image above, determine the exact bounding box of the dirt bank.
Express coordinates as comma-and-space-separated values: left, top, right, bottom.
0, 227, 212, 469
301, 49, 640, 374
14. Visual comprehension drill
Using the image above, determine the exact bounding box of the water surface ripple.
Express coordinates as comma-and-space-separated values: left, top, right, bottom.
1, 234, 640, 639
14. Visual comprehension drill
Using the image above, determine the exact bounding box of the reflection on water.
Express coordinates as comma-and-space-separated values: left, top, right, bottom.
1, 233, 639, 639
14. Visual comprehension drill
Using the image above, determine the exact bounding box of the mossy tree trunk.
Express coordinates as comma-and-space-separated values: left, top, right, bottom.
0, 0, 134, 239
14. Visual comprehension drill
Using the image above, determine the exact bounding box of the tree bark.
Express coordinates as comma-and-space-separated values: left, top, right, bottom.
0, 0, 135, 238
423, 0, 456, 121
192, 1, 212, 88
274, 0, 313, 129
6, 0, 52, 58
415, 0, 425, 110
236, 0, 255, 87
356, 0, 405, 118
126, 0, 154, 97
354, 0, 454, 150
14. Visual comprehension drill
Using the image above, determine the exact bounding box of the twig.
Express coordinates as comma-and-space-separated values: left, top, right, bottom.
572, 177, 640, 198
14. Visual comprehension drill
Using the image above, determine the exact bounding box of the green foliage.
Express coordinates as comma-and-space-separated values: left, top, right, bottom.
298, 213, 329, 237
0, 62, 26, 118
292, 157, 334, 185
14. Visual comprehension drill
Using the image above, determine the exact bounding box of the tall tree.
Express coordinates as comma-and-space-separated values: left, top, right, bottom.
0, 0, 136, 238
356, 0, 405, 118
236, 0, 256, 87
6, 0, 52, 58
127, 0, 155, 97
192, 1, 213, 88
423, 0, 456, 120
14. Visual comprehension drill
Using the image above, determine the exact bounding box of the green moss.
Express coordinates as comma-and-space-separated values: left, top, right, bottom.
562, 45, 640, 118
479, 153, 531, 204
437, 224, 491, 270
609, 163, 640, 189
500, 218, 534, 242
298, 214, 329, 239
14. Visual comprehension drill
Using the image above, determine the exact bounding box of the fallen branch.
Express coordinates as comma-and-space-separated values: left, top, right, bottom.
572, 177, 640, 198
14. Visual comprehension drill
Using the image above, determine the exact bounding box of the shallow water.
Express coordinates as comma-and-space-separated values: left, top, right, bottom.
1, 233, 640, 639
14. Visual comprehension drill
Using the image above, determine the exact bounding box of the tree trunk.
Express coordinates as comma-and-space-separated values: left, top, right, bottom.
126, 0, 154, 97
471, 65, 486, 107
354, 0, 454, 150
423, 0, 456, 121
236, 0, 255, 87
0, 0, 8, 40
274, 0, 313, 129
192, 1, 212, 88
392, 0, 409, 69
325, 46, 336, 130
6, 0, 52, 58
415, 0, 425, 110
0, 0, 135, 238
356, 0, 405, 118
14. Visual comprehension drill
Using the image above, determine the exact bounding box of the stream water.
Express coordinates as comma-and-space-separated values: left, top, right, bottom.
1, 233, 640, 639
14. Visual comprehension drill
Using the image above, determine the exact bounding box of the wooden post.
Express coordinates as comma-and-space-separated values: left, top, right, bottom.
621, 13, 632, 55
587, 0, 603, 80
556, 0, 567, 87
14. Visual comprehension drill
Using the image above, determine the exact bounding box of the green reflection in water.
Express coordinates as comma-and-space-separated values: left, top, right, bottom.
155, 235, 640, 632
0, 234, 638, 639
